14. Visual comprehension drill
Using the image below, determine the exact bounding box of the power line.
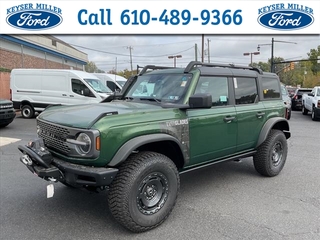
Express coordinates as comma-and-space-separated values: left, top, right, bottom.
69, 43, 194, 58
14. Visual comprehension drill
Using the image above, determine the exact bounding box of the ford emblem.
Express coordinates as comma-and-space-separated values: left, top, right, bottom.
258, 10, 314, 30
6, 10, 63, 30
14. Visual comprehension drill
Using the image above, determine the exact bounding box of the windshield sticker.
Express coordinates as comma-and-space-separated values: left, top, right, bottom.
220, 96, 228, 102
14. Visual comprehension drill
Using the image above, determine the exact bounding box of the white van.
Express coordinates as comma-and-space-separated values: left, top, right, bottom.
10, 69, 112, 118
93, 73, 127, 92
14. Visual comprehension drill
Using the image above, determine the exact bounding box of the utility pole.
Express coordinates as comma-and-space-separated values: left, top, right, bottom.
201, 34, 204, 62
271, 38, 274, 73
127, 46, 133, 72
195, 43, 198, 61
115, 57, 117, 74
207, 38, 211, 63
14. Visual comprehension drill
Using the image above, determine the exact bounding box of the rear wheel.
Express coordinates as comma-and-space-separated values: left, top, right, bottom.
108, 151, 180, 232
21, 105, 35, 118
253, 130, 288, 177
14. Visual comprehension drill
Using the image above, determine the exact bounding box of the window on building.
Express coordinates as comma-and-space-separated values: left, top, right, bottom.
52, 40, 57, 46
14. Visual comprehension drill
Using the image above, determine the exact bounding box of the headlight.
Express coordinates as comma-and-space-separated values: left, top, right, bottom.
75, 133, 92, 155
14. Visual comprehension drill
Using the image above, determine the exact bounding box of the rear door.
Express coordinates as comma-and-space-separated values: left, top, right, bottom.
233, 76, 266, 152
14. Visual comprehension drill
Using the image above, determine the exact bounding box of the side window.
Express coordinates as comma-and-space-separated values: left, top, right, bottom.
261, 77, 281, 99
107, 81, 116, 92
234, 77, 258, 104
195, 76, 229, 106
71, 79, 93, 97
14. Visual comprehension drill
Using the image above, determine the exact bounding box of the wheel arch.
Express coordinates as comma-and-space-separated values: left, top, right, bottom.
21, 100, 34, 108
256, 117, 290, 148
108, 134, 186, 170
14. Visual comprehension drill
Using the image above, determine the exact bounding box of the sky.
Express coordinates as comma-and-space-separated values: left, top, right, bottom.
54, 35, 320, 73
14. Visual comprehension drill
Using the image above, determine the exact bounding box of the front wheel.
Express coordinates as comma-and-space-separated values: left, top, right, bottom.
302, 104, 308, 115
311, 108, 317, 121
108, 151, 180, 232
21, 105, 35, 118
253, 130, 288, 177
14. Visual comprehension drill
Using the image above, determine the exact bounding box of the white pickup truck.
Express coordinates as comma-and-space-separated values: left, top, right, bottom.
302, 86, 320, 121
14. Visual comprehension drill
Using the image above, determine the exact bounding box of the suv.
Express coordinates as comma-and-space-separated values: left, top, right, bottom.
18, 62, 290, 232
0, 99, 16, 128
281, 84, 292, 120
291, 88, 313, 110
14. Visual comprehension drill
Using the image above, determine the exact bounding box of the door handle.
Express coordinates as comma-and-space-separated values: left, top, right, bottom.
224, 116, 235, 123
70, 95, 74, 97
256, 112, 265, 118
62, 94, 67, 96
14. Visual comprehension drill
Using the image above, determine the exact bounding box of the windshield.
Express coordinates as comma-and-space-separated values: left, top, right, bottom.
126, 73, 193, 104
116, 80, 127, 87
317, 88, 320, 96
84, 78, 112, 93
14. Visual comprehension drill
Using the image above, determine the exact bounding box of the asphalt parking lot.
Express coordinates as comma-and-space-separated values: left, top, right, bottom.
0, 111, 319, 240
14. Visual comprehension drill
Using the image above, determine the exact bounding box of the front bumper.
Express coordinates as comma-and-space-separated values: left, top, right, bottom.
18, 138, 118, 187
0, 110, 15, 123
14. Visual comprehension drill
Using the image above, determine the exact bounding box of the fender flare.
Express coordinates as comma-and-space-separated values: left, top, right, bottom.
108, 134, 186, 167
256, 117, 290, 147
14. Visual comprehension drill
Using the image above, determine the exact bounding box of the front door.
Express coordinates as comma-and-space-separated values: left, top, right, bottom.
187, 76, 237, 166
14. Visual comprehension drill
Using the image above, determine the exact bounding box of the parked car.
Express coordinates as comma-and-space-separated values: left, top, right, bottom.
93, 73, 127, 92
291, 88, 313, 110
281, 84, 292, 120
286, 86, 297, 98
18, 61, 290, 232
0, 99, 16, 128
302, 86, 320, 121
10, 69, 112, 118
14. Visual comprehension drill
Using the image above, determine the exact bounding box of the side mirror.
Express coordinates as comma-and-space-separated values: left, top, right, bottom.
189, 93, 212, 109
83, 88, 90, 96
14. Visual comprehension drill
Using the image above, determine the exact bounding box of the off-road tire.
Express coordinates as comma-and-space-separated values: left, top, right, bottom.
302, 104, 308, 115
253, 130, 287, 177
108, 151, 180, 233
21, 105, 35, 119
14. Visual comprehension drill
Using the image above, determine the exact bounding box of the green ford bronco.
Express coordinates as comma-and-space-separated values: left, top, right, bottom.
19, 61, 290, 232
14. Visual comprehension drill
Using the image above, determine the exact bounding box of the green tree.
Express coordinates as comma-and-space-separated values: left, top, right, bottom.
251, 62, 269, 72
85, 61, 105, 73
307, 45, 320, 75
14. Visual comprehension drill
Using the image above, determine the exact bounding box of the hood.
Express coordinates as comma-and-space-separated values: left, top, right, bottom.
0, 99, 13, 105
38, 101, 162, 128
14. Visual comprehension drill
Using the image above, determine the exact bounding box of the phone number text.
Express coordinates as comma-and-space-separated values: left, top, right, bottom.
78, 9, 243, 26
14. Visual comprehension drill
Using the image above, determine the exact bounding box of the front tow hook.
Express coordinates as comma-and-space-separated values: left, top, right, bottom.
20, 154, 33, 166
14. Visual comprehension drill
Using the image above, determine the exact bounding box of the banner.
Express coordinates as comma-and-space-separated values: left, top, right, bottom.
1, 0, 319, 34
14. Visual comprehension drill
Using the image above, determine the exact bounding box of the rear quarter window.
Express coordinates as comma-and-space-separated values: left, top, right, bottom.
261, 77, 281, 99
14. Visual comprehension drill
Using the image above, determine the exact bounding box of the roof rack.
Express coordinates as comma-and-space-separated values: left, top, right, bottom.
138, 65, 176, 75
184, 61, 263, 74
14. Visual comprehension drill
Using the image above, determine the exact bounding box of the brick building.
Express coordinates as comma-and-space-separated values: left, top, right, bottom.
0, 34, 88, 99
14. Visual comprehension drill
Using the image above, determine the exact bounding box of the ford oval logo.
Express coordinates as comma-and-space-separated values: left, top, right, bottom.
258, 10, 314, 30
6, 10, 62, 30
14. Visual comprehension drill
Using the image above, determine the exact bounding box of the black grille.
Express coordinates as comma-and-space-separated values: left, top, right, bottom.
37, 119, 71, 154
